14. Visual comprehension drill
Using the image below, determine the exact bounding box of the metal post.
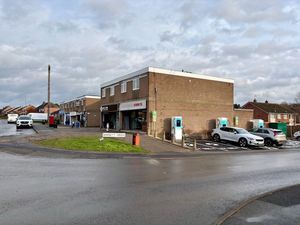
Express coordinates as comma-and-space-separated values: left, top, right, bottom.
181, 136, 184, 147
193, 138, 197, 151
47, 65, 50, 125
162, 131, 165, 142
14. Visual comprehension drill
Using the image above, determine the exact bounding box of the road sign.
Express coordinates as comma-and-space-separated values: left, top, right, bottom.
102, 133, 126, 138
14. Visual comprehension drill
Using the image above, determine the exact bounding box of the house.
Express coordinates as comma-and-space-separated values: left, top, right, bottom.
36, 102, 60, 114
242, 100, 296, 124
285, 104, 300, 124
59, 95, 101, 127
100, 67, 235, 138
18, 105, 37, 115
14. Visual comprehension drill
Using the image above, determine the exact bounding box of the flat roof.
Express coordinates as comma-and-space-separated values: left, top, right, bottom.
101, 67, 234, 88
61, 95, 100, 104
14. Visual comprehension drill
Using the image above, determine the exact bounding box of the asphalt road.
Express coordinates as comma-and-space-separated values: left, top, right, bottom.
0, 120, 35, 137
1, 149, 300, 225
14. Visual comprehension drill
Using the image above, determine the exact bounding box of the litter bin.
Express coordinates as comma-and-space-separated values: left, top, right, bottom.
75, 121, 80, 128
132, 133, 140, 146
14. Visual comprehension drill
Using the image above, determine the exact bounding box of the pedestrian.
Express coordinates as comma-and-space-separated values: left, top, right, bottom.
72, 121, 75, 128
106, 122, 109, 131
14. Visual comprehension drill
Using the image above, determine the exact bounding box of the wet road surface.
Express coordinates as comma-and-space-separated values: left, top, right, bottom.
1, 150, 300, 225
0, 120, 35, 137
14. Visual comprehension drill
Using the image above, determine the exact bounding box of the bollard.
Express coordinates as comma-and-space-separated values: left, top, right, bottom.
193, 138, 197, 151
162, 131, 166, 142
181, 136, 184, 147
132, 133, 140, 146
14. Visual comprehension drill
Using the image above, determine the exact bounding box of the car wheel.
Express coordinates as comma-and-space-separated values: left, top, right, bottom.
297, 136, 300, 141
238, 138, 247, 147
264, 138, 273, 147
213, 134, 221, 142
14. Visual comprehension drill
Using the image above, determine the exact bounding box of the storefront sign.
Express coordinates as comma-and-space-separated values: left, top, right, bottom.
120, 99, 146, 111
101, 104, 118, 112
70, 111, 77, 116
102, 133, 126, 138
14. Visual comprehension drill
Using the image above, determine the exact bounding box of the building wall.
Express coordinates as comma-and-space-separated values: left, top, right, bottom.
86, 98, 101, 127
233, 109, 253, 130
100, 75, 149, 128
148, 72, 234, 138
100, 75, 149, 105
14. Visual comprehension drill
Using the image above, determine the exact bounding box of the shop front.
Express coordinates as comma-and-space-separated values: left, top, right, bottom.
119, 99, 147, 132
101, 104, 119, 129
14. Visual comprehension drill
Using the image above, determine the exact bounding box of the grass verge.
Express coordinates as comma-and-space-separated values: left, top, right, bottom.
36, 136, 148, 153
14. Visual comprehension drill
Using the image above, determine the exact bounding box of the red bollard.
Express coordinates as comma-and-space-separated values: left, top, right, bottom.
132, 133, 140, 146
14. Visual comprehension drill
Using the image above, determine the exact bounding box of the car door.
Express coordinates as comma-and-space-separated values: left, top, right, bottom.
219, 127, 229, 140
227, 128, 238, 142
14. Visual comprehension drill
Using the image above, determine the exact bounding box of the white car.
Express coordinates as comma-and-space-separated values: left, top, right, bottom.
294, 131, 300, 140
16, 115, 33, 129
7, 114, 18, 123
212, 127, 264, 147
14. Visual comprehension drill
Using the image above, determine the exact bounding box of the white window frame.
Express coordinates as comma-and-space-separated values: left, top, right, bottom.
132, 78, 140, 90
283, 114, 288, 119
102, 88, 106, 98
110, 86, 115, 96
121, 81, 127, 93
277, 114, 281, 119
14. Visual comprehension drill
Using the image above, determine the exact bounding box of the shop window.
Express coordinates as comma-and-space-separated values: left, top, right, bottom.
277, 114, 281, 119
283, 114, 287, 119
121, 81, 127, 93
110, 86, 115, 96
102, 88, 106, 98
132, 78, 140, 90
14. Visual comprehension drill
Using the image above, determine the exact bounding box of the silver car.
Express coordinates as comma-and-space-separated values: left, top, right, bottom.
250, 128, 286, 146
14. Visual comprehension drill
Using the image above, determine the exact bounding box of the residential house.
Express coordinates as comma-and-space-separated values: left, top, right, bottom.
242, 100, 296, 124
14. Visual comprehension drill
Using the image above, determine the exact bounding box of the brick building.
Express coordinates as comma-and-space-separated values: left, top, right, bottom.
100, 67, 234, 138
60, 95, 100, 127
242, 100, 296, 124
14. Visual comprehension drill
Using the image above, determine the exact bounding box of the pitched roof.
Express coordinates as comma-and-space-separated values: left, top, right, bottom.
246, 102, 296, 114
36, 102, 59, 110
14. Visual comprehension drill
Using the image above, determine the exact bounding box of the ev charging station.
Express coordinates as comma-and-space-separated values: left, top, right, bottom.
216, 117, 229, 128
252, 119, 264, 129
171, 116, 183, 141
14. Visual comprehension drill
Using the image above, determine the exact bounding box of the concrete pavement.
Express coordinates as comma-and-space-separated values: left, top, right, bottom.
219, 184, 300, 225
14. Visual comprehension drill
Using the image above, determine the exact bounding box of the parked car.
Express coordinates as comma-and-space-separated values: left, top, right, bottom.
16, 116, 33, 129
294, 131, 300, 140
250, 128, 286, 146
212, 127, 264, 147
7, 114, 18, 123
27, 113, 48, 123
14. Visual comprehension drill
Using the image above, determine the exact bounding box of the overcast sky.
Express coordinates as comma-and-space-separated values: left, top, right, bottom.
0, 0, 299, 108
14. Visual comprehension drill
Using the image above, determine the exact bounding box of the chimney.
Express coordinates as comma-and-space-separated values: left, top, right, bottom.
265, 100, 268, 103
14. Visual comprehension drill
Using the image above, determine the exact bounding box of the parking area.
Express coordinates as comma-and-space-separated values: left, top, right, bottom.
184, 138, 300, 152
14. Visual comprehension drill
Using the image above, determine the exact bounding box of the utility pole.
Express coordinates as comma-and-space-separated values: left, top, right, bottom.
48, 65, 50, 125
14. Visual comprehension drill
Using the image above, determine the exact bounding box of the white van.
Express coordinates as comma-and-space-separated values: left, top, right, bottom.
27, 113, 48, 123
7, 114, 19, 123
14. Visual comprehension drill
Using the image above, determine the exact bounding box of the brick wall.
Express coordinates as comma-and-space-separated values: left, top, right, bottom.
148, 72, 234, 138
233, 109, 254, 130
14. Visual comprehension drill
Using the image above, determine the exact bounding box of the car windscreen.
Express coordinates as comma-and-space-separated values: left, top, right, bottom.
18, 116, 31, 120
236, 128, 249, 134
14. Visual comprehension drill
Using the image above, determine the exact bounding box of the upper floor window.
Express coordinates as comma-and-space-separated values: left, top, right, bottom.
283, 114, 287, 119
102, 88, 106, 98
121, 81, 127, 93
110, 86, 115, 96
132, 78, 140, 90
277, 114, 281, 119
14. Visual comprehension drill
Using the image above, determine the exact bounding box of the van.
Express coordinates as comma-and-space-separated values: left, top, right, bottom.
7, 114, 19, 123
